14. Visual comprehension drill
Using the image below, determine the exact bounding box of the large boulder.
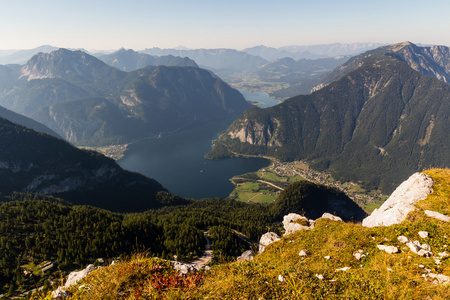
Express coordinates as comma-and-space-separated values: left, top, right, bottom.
283, 213, 314, 236
258, 232, 281, 253
237, 250, 254, 261
362, 173, 434, 227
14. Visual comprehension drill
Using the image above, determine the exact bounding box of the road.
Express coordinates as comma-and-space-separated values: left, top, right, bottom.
192, 231, 212, 266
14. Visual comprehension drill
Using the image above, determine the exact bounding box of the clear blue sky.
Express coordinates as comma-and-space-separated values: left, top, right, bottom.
0, 0, 449, 50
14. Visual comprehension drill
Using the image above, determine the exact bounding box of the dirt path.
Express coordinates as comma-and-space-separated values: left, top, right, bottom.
192, 231, 212, 266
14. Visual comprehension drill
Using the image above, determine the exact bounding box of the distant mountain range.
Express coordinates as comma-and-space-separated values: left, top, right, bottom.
207, 42, 450, 193
234, 56, 350, 99
243, 42, 385, 60
0, 48, 250, 146
0, 45, 60, 65
0, 43, 386, 100
95, 48, 198, 72
140, 48, 268, 75
0, 117, 175, 212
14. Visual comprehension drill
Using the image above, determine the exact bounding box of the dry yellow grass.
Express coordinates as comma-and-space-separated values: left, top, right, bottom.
37, 169, 450, 299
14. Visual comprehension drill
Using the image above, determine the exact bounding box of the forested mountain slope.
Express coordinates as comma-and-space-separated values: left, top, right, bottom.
208, 43, 450, 193
0, 49, 250, 146
0, 117, 170, 211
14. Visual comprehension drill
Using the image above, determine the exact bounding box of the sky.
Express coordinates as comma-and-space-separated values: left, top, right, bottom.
0, 0, 449, 51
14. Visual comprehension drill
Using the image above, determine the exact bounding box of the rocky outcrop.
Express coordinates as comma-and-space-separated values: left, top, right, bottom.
65, 264, 97, 288
237, 250, 254, 261
320, 212, 343, 222
283, 213, 314, 236
171, 261, 210, 275
362, 173, 434, 227
424, 210, 450, 222
258, 232, 281, 253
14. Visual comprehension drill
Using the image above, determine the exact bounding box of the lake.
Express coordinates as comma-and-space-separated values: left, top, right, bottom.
117, 90, 279, 199
118, 118, 270, 199
238, 90, 281, 108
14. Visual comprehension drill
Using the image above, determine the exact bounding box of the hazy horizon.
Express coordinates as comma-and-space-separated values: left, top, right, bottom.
1, 0, 449, 51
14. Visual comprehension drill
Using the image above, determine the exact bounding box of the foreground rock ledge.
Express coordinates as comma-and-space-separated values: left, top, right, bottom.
362, 173, 434, 227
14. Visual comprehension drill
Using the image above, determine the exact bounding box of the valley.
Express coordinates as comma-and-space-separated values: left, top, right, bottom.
229, 160, 387, 212
0, 41, 448, 299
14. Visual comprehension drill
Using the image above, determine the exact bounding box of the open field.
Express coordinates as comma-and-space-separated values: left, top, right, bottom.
229, 160, 387, 213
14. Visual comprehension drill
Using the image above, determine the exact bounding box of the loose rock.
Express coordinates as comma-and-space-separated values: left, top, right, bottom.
418, 231, 429, 238
315, 274, 325, 280
377, 245, 399, 254
424, 210, 450, 222
237, 250, 254, 261
299, 249, 310, 257
320, 213, 343, 222
398, 236, 410, 244
52, 287, 69, 299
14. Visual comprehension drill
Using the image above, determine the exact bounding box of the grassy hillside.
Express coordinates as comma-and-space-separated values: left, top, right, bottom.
45, 169, 449, 299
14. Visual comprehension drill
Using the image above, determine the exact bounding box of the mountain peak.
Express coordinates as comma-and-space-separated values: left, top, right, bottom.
388, 41, 415, 52
20, 48, 113, 81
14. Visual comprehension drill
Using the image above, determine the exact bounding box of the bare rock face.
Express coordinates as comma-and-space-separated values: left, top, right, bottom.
362, 173, 434, 227
320, 213, 343, 222
424, 210, 450, 222
283, 213, 314, 236
65, 264, 97, 289
237, 250, 254, 261
259, 232, 281, 253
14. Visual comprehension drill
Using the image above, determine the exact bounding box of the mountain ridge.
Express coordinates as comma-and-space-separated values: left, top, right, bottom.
207, 43, 450, 193
0, 48, 250, 146
0, 117, 174, 212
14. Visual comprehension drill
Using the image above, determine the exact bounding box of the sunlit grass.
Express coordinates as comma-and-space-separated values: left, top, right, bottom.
39, 169, 450, 299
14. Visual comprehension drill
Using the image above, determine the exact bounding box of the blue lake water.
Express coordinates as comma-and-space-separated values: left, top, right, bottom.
118, 119, 270, 199
238, 90, 281, 108
117, 90, 279, 199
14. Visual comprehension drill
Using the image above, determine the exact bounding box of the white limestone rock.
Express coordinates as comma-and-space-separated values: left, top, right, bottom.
424, 210, 450, 222
407, 241, 432, 257
259, 232, 281, 253
171, 261, 207, 275
237, 250, 254, 261
418, 231, 429, 238
377, 245, 399, 254
52, 286, 69, 299
428, 273, 450, 285
362, 173, 434, 227
407, 241, 421, 254
65, 264, 97, 289
315, 274, 325, 280
299, 249, 310, 257
283, 213, 314, 236
335, 267, 351, 272
320, 213, 343, 222
398, 236, 410, 244
353, 252, 364, 260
